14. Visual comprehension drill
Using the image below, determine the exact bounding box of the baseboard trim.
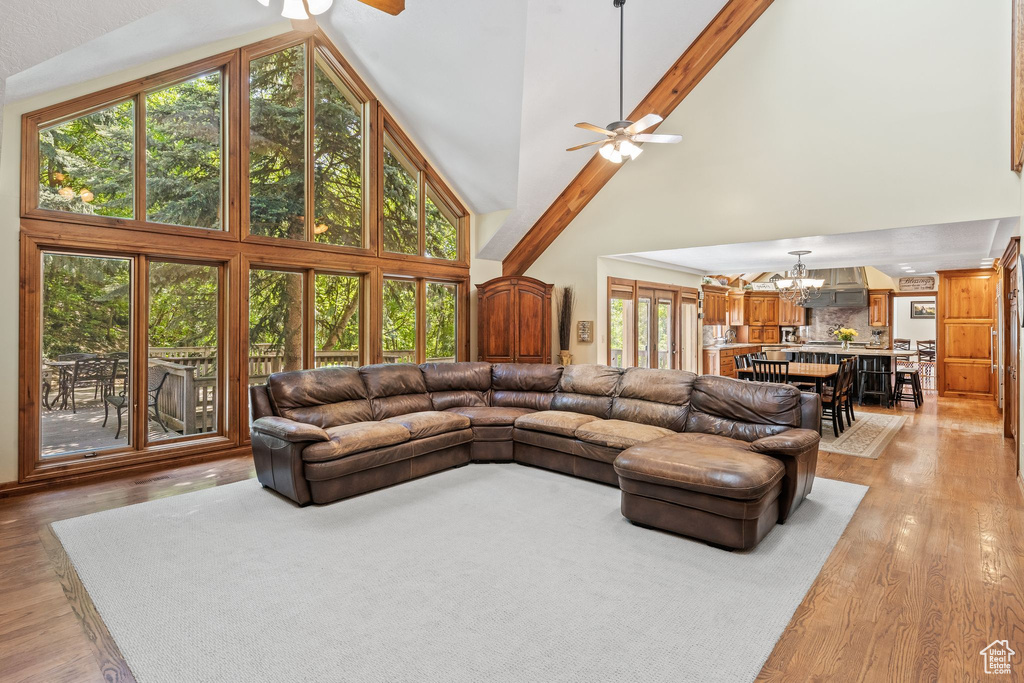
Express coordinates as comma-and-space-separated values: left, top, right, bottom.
0, 446, 251, 499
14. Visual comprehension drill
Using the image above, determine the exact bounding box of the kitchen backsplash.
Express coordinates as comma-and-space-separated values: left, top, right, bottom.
801, 307, 889, 345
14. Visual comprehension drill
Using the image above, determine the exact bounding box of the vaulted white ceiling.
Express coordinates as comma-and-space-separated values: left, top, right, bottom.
1, 0, 728, 241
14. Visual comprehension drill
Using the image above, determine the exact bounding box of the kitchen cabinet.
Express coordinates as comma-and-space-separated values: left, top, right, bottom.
477, 276, 552, 363
868, 290, 890, 327
701, 285, 729, 326
778, 297, 807, 326
728, 291, 747, 326
702, 344, 762, 378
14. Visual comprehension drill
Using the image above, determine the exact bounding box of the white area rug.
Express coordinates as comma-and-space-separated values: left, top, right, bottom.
53, 465, 867, 683
821, 413, 908, 459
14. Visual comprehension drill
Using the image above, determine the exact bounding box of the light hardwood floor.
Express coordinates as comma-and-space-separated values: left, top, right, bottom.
1, 396, 1021, 682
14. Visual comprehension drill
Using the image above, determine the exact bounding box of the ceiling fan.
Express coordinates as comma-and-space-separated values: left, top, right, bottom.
567, 0, 682, 163
256, 0, 404, 20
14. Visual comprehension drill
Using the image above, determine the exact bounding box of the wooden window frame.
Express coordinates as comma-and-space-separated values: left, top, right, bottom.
23, 51, 241, 242
18, 29, 471, 484
380, 274, 468, 365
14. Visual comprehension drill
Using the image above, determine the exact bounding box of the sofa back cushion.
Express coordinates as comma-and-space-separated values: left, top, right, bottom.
610, 367, 696, 431
266, 366, 372, 429
685, 375, 802, 442
551, 364, 622, 418
490, 363, 562, 411
358, 364, 433, 420
421, 362, 491, 410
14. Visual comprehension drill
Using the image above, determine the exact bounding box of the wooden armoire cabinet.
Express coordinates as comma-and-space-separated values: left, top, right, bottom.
476, 276, 553, 363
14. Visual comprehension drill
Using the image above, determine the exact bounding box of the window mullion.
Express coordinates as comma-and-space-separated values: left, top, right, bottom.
133, 255, 148, 449
135, 93, 146, 222
305, 39, 315, 243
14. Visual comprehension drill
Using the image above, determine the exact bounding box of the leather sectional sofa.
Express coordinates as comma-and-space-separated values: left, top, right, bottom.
250, 363, 821, 549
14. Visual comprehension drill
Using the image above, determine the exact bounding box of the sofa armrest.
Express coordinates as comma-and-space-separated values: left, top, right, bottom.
749, 428, 819, 523
749, 428, 820, 457
251, 416, 329, 443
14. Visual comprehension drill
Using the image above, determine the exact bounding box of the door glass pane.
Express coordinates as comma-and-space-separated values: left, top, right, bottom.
425, 188, 457, 260
249, 269, 304, 386
637, 297, 651, 368
41, 253, 132, 457
315, 273, 360, 367
146, 72, 223, 229
382, 138, 418, 255
383, 279, 417, 363
657, 298, 672, 369
609, 297, 634, 368
38, 101, 134, 218
426, 282, 456, 362
313, 62, 363, 248
148, 262, 219, 440
249, 45, 306, 240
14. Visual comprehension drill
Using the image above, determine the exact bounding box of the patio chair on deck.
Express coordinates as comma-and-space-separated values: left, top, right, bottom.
103, 367, 171, 439
67, 357, 115, 413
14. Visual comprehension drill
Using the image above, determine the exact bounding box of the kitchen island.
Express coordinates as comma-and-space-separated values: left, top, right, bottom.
783, 345, 918, 358
777, 346, 918, 406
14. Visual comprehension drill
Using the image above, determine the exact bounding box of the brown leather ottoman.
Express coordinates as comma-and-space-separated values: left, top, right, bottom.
613, 433, 786, 550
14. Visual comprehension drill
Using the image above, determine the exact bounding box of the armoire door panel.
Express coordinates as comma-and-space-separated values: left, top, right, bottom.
479, 287, 515, 362
516, 285, 549, 362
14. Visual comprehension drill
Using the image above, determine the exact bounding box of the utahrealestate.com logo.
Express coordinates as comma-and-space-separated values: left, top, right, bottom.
980, 640, 1016, 675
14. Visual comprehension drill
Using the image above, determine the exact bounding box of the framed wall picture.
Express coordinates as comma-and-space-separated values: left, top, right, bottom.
910, 300, 936, 319
577, 320, 593, 343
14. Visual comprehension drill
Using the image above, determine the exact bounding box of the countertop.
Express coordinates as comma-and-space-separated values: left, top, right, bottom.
784, 345, 918, 357
703, 343, 769, 350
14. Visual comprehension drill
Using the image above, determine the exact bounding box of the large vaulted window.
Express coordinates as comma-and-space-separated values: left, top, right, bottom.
20, 31, 469, 483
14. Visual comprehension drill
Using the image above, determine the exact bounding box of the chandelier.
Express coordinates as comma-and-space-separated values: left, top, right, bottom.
771, 251, 824, 305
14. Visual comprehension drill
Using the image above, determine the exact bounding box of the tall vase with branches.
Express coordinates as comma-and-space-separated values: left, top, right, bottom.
556, 285, 575, 366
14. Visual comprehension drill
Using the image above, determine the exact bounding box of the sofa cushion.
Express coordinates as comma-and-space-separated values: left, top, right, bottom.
383, 411, 471, 439
302, 421, 411, 463
610, 368, 696, 431
266, 366, 372, 428
358, 364, 433, 420
514, 410, 600, 437
551, 364, 622, 419
574, 419, 675, 450
613, 432, 785, 501
444, 406, 534, 426
685, 375, 802, 442
490, 363, 562, 410
422, 362, 491, 410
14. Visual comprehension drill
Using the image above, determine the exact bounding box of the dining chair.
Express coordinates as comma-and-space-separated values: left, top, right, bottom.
893, 338, 911, 350
751, 359, 789, 384
916, 340, 936, 388
821, 358, 854, 437
103, 367, 171, 438
67, 357, 116, 413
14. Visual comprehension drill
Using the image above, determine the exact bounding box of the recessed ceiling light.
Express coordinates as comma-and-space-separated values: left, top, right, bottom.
906, 270, 916, 273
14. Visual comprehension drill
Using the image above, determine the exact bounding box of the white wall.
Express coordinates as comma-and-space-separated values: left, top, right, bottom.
893, 297, 937, 347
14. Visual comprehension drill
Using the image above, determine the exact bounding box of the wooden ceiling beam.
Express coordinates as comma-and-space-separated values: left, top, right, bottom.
501, 0, 775, 277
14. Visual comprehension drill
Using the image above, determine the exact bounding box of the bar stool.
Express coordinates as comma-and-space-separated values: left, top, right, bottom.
858, 355, 892, 408
893, 368, 922, 408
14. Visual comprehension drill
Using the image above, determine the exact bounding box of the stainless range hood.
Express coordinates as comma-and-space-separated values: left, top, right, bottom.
800, 267, 869, 308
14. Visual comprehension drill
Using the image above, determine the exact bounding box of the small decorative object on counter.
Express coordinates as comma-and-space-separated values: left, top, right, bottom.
556, 285, 576, 365
833, 327, 858, 350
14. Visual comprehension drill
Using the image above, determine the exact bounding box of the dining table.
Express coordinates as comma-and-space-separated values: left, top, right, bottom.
736, 362, 839, 395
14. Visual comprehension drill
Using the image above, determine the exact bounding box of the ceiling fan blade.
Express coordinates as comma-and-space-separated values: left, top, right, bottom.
575, 122, 615, 136
632, 133, 683, 144
625, 113, 663, 135
358, 0, 405, 15
566, 140, 607, 152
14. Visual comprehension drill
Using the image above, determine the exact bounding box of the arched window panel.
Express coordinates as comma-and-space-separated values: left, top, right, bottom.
248, 43, 307, 241
382, 134, 421, 256
312, 55, 367, 249
38, 100, 136, 219
425, 183, 459, 261
145, 71, 225, 230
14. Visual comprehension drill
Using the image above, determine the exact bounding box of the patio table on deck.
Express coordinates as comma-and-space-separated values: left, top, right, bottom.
736, 362, 839, 395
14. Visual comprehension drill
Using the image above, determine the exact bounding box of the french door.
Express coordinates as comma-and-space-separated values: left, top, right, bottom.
637, 286, 679, 369
28, 244, 230, 477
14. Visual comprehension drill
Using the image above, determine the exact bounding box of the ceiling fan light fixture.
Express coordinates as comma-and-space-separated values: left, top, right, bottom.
306, 0, 334, 15
281, 0, 310, 19
599, 142, 623, 164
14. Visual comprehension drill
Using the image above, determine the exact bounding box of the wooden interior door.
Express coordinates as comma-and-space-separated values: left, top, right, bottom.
514, 280, 550, 363
477, 282, 515, 362
1003, 238, 1020, 445
938, 269, 997, 399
